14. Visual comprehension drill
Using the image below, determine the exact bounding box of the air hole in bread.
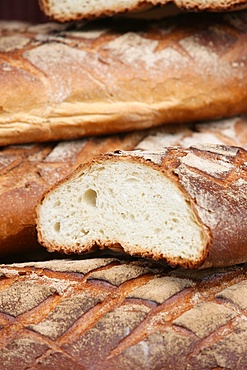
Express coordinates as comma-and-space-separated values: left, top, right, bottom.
53, 222, 60, 233
83, 189, 97, 207
125, 177, 140, 183
81, 228, 89, 236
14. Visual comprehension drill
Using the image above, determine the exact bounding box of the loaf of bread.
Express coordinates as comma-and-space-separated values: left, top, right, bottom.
38, 0, 247, 22
1, 12, 247, 146
37, 141, 247, 269
1, 116, 246, 260
0, 257, 246, 369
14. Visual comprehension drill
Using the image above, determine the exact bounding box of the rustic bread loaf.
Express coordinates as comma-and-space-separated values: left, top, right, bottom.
1, 116, 246, 260
38, 0, 247, 22
37, 142, 247, 269
1, 12, 247, 146
0, 257, 246, 369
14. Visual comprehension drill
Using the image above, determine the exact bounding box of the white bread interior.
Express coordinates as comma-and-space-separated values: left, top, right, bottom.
37, 158, 208, 266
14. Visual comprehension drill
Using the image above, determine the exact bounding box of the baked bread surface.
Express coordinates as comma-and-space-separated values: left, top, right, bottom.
0, 258, 246, 369
1, 12, 247, 145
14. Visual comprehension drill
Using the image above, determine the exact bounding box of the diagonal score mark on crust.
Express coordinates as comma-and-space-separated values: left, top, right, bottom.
0, 261, 119, 339
0, 326, 86, 369
185, 316, 247, 360
0, 261, 159, 368
0, 293, 63, 349
0, 260, 156, 341
56, 272, 156, 346
0, 261, 247, 368
107, 267, 247, 359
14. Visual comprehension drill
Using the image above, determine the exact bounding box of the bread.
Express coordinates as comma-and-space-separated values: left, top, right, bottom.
37, 141, 247, 269
0, 257, 246, 369
1, 115, 246, 260
38, 0, 247, 22
0, 115, 245, 261
1, 12, 247, 146
0, 131, 143, 259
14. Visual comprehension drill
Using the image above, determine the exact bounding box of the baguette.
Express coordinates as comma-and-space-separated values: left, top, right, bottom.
0, 257, 246, 369
38, 0, 247, 22
37, 142, 247, 269
1, 116, 246, 260
1, 12, 247, 146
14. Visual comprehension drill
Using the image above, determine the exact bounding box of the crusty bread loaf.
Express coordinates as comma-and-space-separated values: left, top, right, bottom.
37, 142, 247, 269
38, 0, 247, 22
1, 116, 246, 259
1, 12, 247, 146
0, 257, 246, 369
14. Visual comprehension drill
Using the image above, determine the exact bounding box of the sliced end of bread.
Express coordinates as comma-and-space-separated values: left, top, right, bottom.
37, 151, 210, 268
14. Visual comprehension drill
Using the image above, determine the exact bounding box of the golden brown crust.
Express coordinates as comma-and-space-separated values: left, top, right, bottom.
112, 144, 247, 268
0, 258, 247, 368
1, 13, 247, 145
174, 145, 247, 268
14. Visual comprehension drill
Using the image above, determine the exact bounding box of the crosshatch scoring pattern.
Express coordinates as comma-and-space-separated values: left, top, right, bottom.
0, 258, 246, 369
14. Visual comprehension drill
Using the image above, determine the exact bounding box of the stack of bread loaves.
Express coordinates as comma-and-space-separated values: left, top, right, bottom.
0, 1, 247, 368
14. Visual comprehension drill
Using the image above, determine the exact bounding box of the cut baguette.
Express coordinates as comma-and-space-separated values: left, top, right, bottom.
38, 0, 247, 22
37, 143, 247, 268
1, 12, 247, 146
1, 116, 246, 260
